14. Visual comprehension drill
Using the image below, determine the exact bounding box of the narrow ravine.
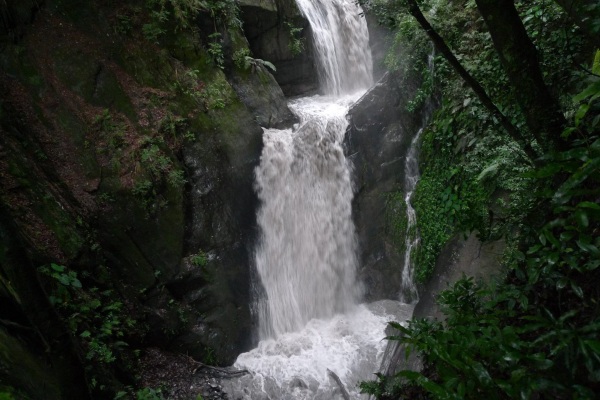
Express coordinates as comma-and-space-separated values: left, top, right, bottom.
223, 1, 414, 398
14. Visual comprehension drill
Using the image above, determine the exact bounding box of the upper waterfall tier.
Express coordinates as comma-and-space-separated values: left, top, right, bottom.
295, 0, 373, 95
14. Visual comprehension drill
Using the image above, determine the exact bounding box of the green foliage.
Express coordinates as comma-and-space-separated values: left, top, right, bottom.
285, 21, 305, 56
172, 68, 234, 110
142, 21, 167, 43
362, 2, 599, 397
42, 263, 82, 288
207, 32, 225, 70
190, 251, 208, 267
0, 391, 15, 400
39, 264, 137, 388
386, 192, 408, 254
135, 387, 164, 400
240, 56, 277, 73
593, 50, 600, 75
115, 386, 166, 400
203, 346, 217, 365
364, 90, 600, 399
232, 48, 251, 69
144, 0, 240, 31
159, 112, 194, 143
134, 135, 186, 201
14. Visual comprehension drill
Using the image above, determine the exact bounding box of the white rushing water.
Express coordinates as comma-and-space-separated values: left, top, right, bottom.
398, 130, 422, 304
295, 0, 373, 95
254, 95, 363, 339
224, 1, 413, 399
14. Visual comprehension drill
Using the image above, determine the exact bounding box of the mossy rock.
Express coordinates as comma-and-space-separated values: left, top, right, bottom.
0, 329, 62, 400
53, 49, 135, 118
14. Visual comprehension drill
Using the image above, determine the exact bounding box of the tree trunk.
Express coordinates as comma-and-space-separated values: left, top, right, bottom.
404, 0, 538, 161
475, 0, 568, 151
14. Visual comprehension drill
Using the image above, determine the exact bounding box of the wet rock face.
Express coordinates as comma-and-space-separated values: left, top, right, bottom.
363, 12, 393, 81
172, 101, 263, 363
228, 64, 298, 128
0, 0, 293, 393
344, 72, 424, 301
413, 234, 506, 320
239, 0, 319, 96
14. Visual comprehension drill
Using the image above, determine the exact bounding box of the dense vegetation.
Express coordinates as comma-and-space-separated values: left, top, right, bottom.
0, 0, 268, 398
360, 0, 599, 398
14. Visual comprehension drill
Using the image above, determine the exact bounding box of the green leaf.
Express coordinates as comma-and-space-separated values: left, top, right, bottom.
553, 157, 600, 204
477, 162, 500, 181
573, 80, 600, 102
577, 201, 600, 210
583, 339, 600, 354
571, 281, 584, 298
471, 361, 492, 385
575, 103, 590, 126
261, 60, 277, 72
398, 370, 450, 398
574, 209, 590, 228
58, 275, 71, 286
576, 240, 600, 256
50, 263, 65, 272
556, 277, 568, 289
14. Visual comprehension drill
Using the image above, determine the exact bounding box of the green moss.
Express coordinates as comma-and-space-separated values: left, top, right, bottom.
53, 49, 135, 118
5, 155, 84, 260
0, 329, 61, 400
385, 191, 408, 254
55, 108, 101, 180
0, 46, 45, 97
413, 167, 453, 283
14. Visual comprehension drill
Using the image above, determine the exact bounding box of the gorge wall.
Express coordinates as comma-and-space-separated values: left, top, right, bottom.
0, 0, 510, 396
345, 72, 424, 302
0, 0, 308, 397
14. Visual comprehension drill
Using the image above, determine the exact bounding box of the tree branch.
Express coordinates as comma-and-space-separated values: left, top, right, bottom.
475, 0, 568, 152
404, 0, 539, 162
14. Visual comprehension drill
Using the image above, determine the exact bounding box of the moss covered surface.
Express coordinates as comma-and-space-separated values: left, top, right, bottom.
0, 0, 283, 396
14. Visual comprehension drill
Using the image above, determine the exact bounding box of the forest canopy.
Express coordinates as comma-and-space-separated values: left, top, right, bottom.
359, 0, 600, 398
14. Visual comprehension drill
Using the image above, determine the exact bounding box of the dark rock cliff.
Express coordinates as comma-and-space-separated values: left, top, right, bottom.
345, 72, 424, 302
0, 0, 300, 397
239, 0, 318, 96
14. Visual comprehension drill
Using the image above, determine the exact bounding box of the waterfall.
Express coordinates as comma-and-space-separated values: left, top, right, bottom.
295, 0, 373, 95
399, 51, 435, 304
223, 2, 416, 399
398, 130, 422, 304
254, 97, 362, 339
254, 0, 373, 340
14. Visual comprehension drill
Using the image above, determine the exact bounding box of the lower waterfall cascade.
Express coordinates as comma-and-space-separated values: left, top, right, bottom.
223, 1, 417, 398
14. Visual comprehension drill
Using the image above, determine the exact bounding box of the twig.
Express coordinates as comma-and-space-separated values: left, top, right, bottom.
186, 355, 249, 377
327, 369, 350, 400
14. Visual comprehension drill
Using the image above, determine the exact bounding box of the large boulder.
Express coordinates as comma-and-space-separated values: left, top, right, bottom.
345, 72, 424, 301
239, 0, 318, 96
228, 64, 297, 128
0, 0, 292, 395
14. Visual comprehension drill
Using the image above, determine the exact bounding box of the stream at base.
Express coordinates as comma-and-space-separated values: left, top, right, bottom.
222, 1, 415, 398
223, 94, 414, 399
224, 300, 413, 400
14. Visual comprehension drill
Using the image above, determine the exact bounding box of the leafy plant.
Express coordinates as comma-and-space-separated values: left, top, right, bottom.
363, 95, 600, 400
190, 251, 208, 267
285, 21, 305, 56
207, 32, 225, 69
39, 264, 137, 388
172, 68, 233, 110
135, 387, 164, 400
